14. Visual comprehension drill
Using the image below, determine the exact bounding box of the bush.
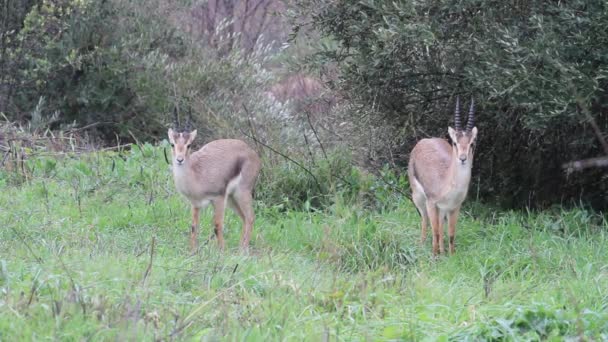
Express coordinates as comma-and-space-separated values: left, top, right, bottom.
256, 151, 371, 211
297, 0, 608, 209
0, 0, 183, 140
0, 0, 282, 144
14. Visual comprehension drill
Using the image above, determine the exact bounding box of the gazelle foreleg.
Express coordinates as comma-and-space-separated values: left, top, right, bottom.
212, 197, 226, 251
191, 206, 200, 253
448, 207, 461, 255
438, 211, 445, 255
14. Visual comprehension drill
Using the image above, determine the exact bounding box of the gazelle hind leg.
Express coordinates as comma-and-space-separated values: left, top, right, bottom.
411, 178, 429, 245
425, 202, 440, 256
227, 196, 247, 246
413, 196, 429, 245
230, 190, 255, 251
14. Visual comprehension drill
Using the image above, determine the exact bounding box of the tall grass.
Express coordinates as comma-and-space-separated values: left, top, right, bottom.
0, 145, 607, 340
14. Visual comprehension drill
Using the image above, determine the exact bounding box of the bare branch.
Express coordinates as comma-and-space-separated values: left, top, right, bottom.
562, 156, 608, 172
236, 124, 323, 192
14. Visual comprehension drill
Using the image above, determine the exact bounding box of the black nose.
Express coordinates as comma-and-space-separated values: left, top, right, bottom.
459, 154, 467, 162
176, 157, 184, 163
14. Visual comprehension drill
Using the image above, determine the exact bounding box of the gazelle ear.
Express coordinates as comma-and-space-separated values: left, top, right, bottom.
448, 127, 458, 142
168, 128, 176, 144
470, 127, 478, 143
188, 129, 197, 143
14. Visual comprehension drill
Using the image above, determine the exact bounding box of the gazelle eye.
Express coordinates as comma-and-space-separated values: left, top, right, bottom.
170, 143, 174, 147
186, 144, 191, 149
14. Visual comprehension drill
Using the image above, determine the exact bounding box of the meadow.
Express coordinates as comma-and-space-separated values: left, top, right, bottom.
1, 143, 607, 341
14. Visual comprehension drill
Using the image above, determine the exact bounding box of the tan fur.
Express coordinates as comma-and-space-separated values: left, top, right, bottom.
408, 127, 478, 256
168, 129, 261, 253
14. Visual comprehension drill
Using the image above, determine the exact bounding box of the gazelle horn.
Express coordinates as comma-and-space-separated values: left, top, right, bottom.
454, 96, 462, 131
186, 108, 193, 132
173, 106, 180, 131
466, 97, 475, 132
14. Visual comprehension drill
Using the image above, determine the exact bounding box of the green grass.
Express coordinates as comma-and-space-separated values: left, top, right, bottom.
1, 144, 607, 341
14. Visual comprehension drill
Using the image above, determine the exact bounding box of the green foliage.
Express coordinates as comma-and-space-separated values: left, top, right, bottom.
0, 0, 278, 143
298, 0, 608, 208
452, 306, 608, 341
256, 152, 411, 213
256, 151, 371, 211
1, 0, 178, 139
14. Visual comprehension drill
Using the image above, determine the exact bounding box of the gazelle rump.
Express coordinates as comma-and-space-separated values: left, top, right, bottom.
408, 97, 478, 256
168, 128, 261, 252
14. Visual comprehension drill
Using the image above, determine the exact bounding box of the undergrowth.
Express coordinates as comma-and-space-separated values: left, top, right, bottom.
0, 145, 607, 340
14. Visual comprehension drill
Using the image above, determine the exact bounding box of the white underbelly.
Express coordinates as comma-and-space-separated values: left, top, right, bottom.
437, 189, 468, 211
173, 171, 242, 209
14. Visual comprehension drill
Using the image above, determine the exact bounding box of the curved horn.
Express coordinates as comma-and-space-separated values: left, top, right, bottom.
466, 97, 475, 132
173, 106, 180, 131
186, 108, 193, 132
454, 96, 462, 131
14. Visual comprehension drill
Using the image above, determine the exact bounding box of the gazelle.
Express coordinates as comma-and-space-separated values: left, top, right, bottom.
408, 97, 478, 256
167, 115, 261, 252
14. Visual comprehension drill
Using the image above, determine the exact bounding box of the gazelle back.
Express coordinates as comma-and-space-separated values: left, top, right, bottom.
168, 126, 261, 252
408, 97, 478, 256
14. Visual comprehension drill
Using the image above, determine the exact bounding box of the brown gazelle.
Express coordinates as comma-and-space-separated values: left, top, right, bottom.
168, 113, 261, 252
408, 97, 478, 256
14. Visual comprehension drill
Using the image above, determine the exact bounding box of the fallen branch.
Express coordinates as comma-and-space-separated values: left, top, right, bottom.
562, 79, 608, 173
562, 156, 608, 172
64, 121, 117, 134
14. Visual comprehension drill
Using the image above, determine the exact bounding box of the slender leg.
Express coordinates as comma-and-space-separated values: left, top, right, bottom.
411, 187, 428, 246
438, 211, 445, 255
212, 197, 226, 251
426, 202, 440, 256
420, 214, 428, 246
448, 207, 460, 255
231, 191, 255, 251
191, 206, 200, 253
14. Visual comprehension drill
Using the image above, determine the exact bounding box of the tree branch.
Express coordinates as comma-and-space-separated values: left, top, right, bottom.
562, 156, 608, 172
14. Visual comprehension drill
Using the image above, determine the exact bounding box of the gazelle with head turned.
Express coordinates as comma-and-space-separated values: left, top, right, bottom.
167, 111, 261, 252
408, 97, 478, 256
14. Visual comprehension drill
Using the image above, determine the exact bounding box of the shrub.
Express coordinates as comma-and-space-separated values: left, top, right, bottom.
296, 0, 608, 209
256, 151, 370, 211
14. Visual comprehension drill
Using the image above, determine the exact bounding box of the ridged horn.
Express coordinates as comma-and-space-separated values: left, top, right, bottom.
466, 97, 475, 132
186, 107, 193, 132
173, 106, 180, 131
454, 96, 462, 131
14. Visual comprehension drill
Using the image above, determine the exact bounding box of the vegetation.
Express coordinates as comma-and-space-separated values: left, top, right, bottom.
297, 0, 608, 208
0, 0, 284, 143
2, 0, 608, 340
3, 0, 606, 209
1, 144, 608, 340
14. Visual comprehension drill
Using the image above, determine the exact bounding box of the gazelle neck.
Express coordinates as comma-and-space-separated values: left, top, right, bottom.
172, 159, 195, 196
447, 147, 472, 188
172, 158, 193, 181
